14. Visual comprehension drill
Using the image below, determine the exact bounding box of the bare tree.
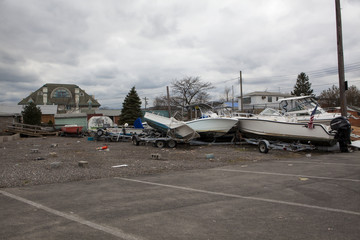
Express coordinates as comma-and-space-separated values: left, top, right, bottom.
153, 96, 168, 108
318, 85, 360, 108
224, 86, 231, 101
318, 85, 340, 108
171, 76, 214, 107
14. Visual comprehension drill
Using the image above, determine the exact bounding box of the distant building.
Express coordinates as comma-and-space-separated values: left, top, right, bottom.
18, 83, 100, 114
0, 104, 57, 132
238, 91, 292, 111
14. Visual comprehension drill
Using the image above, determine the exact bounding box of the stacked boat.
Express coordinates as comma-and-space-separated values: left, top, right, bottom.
144, 104, 239, 142
144, 97, 351, 151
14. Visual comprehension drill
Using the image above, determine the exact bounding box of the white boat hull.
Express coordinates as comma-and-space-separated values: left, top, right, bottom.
185, 118, 239, 139
238, 118, 336, 146
144, 112, 199, 141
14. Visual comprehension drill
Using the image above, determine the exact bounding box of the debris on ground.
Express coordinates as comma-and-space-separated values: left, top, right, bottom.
112, 164, 128, 168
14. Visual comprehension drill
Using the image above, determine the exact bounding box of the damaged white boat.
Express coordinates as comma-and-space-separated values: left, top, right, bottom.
144, 112, 200, 141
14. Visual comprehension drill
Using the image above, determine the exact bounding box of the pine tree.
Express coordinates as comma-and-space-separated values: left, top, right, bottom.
22, 102, 42, 125
118, 86, 142, 125
291, 72, 314, 96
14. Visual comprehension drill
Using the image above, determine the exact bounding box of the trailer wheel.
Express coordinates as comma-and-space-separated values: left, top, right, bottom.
167, 139, 177, 148
132, 136, 139, 146
97, 129, 104, 137
258, 141, 269, 154
155, 140, 166, 148
111, 135, 118, 142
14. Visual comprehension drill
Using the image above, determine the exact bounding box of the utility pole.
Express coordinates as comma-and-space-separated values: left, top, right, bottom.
166, 86, 171, 117
231, 85, 234, 112
143, 97, 148, 110
335, 0, 347, 116
239, 71, 244, 112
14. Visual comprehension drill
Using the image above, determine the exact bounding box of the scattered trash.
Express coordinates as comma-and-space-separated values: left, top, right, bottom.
112, 164, 128, 168
151, 153, 161, 160
288, 164, 293, 166
299, 177, 309, 181
49, 152, 57, 157
50, 143, 58, 148
350, 140, 360, 149
50, 161, 61, 169
34, 157, 45, 161
87, 137, 94, 141
241, 165, 248, 168
78, 161, 88, 167
306, 153, 312, 158
30, 149, 39, 153
77, 141, 81, 143
97, 145, 108, 151
205, 153, 214, 160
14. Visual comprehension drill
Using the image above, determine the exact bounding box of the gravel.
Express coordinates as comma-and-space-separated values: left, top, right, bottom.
0, 136, 306, 188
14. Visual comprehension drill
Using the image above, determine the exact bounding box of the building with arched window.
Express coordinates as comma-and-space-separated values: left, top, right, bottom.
18, 84, 100, 114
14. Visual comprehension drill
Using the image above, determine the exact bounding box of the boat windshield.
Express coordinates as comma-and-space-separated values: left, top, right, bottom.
201, 111, 218, 118
280, 97, 322, 114
259, 108, 282, 116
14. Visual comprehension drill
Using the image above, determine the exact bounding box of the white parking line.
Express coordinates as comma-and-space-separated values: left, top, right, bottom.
0, 190, 146, 240
276, 160, 360, 167
116, 177, 360, 216
212, 169, 360, 182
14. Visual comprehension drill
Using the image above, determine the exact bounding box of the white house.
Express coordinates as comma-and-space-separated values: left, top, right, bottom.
238, 91, 292, 111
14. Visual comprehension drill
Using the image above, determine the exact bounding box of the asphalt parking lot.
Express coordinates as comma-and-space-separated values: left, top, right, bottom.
1, 151, 359, 240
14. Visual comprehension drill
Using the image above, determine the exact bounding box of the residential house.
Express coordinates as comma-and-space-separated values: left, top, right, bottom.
238, 91, 292, 112
0, 104, 57, 132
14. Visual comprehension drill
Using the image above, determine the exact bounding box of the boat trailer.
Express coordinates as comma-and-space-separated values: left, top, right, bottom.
131, 128, 193, 148
244, 138, 316, 153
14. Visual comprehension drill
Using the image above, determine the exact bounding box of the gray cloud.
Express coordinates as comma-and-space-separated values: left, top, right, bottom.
0, 0, 359, 108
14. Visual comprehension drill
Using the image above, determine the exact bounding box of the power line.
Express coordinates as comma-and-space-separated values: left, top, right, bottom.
217, 61, 360, 83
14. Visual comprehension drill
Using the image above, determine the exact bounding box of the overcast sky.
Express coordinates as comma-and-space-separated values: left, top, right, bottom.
0, 0, 359, 109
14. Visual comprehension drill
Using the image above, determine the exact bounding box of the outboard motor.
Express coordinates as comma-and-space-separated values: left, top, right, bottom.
330, 116, 351, 152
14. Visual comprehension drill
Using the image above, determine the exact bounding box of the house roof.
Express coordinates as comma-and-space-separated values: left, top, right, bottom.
0, 104, 58, 115
243, 91, 292, 97
95, 109, 122, 116
55, 113, 87, 118
18, 83, 100, 107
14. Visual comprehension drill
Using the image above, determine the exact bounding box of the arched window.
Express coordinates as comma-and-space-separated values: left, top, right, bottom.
52, 88, 71, 98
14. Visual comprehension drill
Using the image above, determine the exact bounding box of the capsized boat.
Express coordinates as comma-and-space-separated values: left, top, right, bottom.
144, 112, 200, 141
279, 96, 340, 125
185, 104, 239, 141
237, 108, 351, 146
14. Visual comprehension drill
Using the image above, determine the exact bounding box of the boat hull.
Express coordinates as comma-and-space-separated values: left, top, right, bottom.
185, 118, 239, 140
61, 125, 83, 134
238, 118, 336, 146
144, 112, 199, 141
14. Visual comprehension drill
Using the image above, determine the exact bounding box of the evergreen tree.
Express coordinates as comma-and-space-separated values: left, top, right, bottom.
22, 102, 42, 125
291, 72, 314, 96
118, 86, 142, 125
